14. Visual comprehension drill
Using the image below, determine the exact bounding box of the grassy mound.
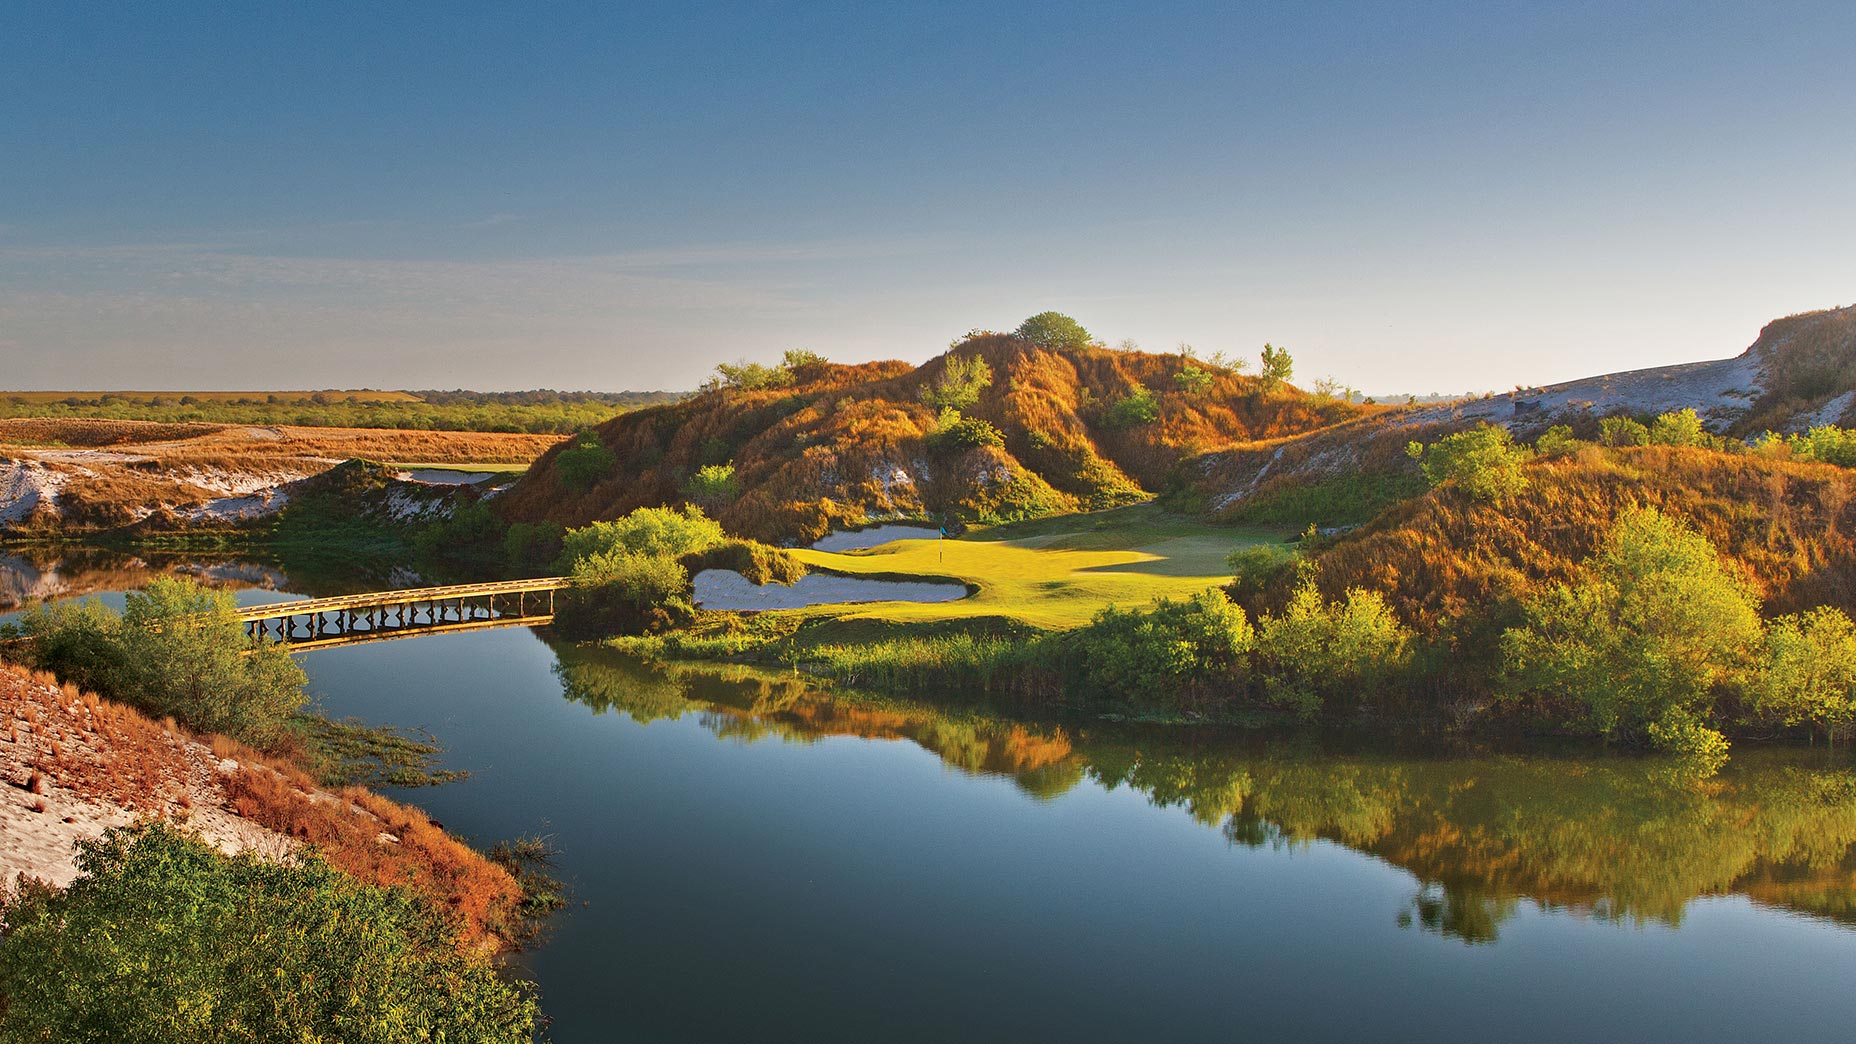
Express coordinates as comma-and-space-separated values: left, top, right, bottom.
498, 335, 1368, 542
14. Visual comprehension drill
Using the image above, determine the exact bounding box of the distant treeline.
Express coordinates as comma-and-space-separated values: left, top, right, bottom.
0, 388, 687, 434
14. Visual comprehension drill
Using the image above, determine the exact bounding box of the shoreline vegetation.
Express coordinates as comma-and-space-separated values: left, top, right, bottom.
0, 578, 559, 1040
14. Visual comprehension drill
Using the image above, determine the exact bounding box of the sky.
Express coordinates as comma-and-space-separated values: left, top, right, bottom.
3, 1, 1854, 394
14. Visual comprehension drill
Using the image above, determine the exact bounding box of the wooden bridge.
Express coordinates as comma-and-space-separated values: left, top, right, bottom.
238, 577, 571, 651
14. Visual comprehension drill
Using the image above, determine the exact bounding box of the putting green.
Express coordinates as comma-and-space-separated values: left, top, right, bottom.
789, 505, 1287, 629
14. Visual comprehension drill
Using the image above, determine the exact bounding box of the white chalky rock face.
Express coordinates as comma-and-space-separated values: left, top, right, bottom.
692, 569, 966, 611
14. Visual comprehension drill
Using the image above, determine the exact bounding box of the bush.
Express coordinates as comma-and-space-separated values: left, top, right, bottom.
1406, 423, 1532, 502
1750, 607, 1856, 742
557, 549, 694, 638
554, 432, 616, 490
1173, 365, 1214, 395
1105, 386, 1160, 428
0, 823, 537, 1043
1777, 425, 1856, 467
1501, 508, 1759, 762
1014, 311, 1093, 350
1226, 543, 1301, 597
1648, 407, 1710, 448
683, 462, 742, 509
920, 353, 994, 412
1255, 582, 1411, 718
1600, 416, 1650, 447
1067, 589, 1254, 712
1534, 424, 1581, 457
18, 578, 307, 749
926, 409, 1006, 453
557, 505, 726, 569
503, 520, 564, 572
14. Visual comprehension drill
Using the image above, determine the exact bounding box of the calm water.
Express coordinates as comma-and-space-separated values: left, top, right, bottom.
8, 555, 1856, 1043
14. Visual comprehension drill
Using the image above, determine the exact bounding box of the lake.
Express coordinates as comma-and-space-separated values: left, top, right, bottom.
7, 554, 1856, 1043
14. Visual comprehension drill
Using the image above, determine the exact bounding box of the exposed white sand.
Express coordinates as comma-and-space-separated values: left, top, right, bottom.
693, 569, 967, 610
811, 524, 941, 551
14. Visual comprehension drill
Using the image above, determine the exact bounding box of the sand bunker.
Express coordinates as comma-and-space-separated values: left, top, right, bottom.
693, 569, 967, 610
810, 524, 941, 551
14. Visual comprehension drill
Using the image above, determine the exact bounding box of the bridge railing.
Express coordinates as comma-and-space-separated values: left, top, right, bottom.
234, 577, 571, 623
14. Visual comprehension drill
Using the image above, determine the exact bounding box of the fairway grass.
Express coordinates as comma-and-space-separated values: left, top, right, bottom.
789, 505, 1289, 629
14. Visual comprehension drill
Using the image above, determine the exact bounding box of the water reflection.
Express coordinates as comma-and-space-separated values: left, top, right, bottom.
553, 643, 1856, 943
0, 545, 425, 610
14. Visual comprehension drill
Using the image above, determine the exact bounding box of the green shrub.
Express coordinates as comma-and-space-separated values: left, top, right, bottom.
1255, 582, 1411, 718
1777, 425, 1856, 467
1648, 407, 1710, 448
926, 409, 1006, 453
557, 505, 726, 569
1173, 365, 1214, 395
1501, 508, 1759, 763
1105, 386, 1160, 428
1749, 607, 1856, 742
1226, 544, 1301, 597
1067, 589, 1254, 712
18, 578, 307, 749
411, 500, 503, 561
1406, 423, 1532, 502
920, 353, 994, 412
1014, 311, 1093, 350
503, 520, 564, 572
554, 433, 616, 490
0, 823, 536, 1043
557, 549, 694, 638
1258, 344, 1294, 390
1600, 416, 1650, 447
1534, 424, 1581, 457
683, 462, 742, 509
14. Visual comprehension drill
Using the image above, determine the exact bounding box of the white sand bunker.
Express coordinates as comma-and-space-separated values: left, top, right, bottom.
811, 524, 941, 551
693, 569, 967, 611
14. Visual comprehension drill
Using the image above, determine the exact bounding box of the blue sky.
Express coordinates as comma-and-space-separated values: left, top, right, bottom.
3, 1, 1853, 392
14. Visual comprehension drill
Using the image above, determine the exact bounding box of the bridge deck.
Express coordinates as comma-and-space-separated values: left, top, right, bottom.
235, 577, 570, 622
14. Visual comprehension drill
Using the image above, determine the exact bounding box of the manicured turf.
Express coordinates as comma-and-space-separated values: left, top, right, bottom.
789, 504, 1289, 629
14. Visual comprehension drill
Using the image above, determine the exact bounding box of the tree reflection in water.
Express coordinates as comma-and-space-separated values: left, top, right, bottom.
551, 643, 1856, 943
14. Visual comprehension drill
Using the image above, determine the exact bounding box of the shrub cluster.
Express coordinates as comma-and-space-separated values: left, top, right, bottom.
0, 823, 536, 1043
1407, 423, 1532, 501
11, 577, 307, 749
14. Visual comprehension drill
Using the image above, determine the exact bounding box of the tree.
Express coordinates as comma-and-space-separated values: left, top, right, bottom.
1405, 423, 1533, 502
1534, 424, 1580, 457
1014, 311, 1093, 350
0, 824, 537, 1044
919, 353, 994, 412
1501, 508, 1759, 764
1258, 344, 1294, 390
1255, 581, 1411, 718
1750, 607, 1856, 743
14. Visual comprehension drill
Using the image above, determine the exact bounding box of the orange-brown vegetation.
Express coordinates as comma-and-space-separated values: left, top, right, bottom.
0, 663, 521, 950
501, 336, 1370, 541
0, 417, 558, 464
1292, 445, 1856, 635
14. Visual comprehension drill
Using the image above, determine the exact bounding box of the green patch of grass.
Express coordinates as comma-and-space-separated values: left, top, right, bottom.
784, 504, 1273, 629
292, 714, 465, 788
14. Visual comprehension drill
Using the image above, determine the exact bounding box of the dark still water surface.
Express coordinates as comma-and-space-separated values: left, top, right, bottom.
7, 559, 1856, 1043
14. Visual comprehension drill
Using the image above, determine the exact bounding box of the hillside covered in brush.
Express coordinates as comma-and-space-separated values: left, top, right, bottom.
499, 321, 1368, 542
1177, 303, 1856, 529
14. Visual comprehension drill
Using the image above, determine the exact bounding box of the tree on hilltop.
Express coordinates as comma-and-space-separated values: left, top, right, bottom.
1015, 312, 1093, 351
